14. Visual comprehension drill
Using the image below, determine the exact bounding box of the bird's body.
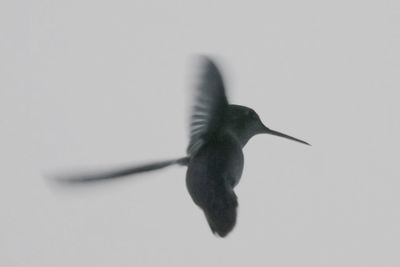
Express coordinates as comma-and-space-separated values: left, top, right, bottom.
56, 56, 310, 237
186, 132, 243, 236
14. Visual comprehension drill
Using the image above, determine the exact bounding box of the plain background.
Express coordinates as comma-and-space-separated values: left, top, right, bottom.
1, 0, 399, 266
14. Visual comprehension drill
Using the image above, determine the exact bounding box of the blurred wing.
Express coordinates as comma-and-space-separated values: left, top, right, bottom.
187, 57, 229, 155
48, 157, 189, 185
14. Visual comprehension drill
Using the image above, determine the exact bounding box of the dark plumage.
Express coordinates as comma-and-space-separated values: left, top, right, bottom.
54, 56, 310, 237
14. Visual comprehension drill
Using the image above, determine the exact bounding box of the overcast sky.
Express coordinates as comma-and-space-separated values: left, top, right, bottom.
1, 0, 400, 266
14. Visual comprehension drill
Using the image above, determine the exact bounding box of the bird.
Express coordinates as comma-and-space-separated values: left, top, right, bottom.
54, 56, 310, 237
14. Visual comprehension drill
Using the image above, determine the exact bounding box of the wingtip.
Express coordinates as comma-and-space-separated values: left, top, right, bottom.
193, 54, 217, 68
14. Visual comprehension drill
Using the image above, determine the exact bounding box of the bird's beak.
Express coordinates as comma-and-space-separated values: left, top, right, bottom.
260, 124, 310, 146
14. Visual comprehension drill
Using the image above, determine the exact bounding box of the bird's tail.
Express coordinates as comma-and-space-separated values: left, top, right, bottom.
203, 189, 238, 237
50, 156, 189, 184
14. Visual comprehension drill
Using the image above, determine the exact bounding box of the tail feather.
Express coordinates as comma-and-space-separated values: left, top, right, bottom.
204, 191, 238, 237
50, 157, 189, 184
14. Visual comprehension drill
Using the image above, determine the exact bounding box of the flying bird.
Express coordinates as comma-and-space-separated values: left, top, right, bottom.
55, 56, 310, 237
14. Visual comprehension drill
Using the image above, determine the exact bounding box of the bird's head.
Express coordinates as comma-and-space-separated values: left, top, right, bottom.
226, 104, 310, 147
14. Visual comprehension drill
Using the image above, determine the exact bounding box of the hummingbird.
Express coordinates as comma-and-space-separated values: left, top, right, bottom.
56, 56, 310, 237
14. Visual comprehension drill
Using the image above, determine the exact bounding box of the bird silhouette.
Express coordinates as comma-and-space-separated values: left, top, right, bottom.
55, 56, 310, 237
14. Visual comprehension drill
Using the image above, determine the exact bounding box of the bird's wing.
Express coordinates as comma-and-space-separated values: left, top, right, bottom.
48, 157, 189, 185
187, 57, 229, 155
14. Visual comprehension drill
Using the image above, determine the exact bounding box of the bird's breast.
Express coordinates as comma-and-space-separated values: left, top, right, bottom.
186, 134, 244, 194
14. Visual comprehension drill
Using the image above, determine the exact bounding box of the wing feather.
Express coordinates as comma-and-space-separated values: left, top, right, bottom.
187, 57, 229, 155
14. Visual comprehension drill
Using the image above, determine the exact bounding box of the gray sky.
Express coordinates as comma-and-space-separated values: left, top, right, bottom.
1, 0, 400, 266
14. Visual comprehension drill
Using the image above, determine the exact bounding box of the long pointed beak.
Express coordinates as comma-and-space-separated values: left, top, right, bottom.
261, 125, 310, 146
